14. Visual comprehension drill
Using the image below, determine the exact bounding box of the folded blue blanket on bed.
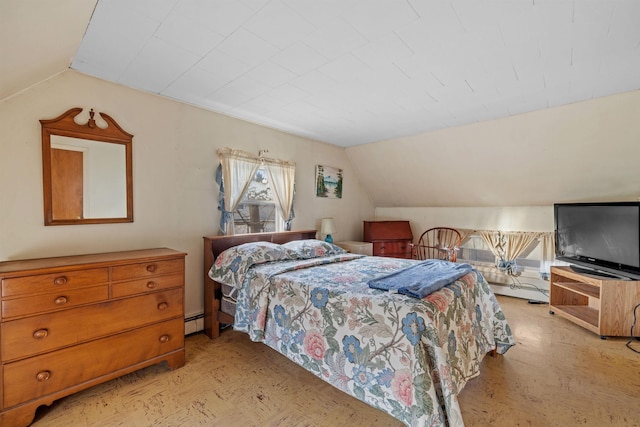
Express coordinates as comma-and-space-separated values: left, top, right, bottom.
368, 259, 473, 299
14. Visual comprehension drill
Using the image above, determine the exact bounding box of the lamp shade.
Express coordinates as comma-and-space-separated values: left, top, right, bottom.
320, 218, 336, 242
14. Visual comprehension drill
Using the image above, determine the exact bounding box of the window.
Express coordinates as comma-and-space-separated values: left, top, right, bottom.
217, 147, 295, 235
457, 235, 541, 275
232, 168, 282, 233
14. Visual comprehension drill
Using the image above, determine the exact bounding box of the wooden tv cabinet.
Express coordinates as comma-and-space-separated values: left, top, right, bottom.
549, 266, 640, 338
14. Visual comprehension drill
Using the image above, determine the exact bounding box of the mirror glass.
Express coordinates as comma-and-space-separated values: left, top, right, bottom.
41, 108, 133, 225
50, 136, 127, 219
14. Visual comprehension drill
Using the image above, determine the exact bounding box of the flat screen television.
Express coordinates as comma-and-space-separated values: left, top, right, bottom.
554, 202, 640, 280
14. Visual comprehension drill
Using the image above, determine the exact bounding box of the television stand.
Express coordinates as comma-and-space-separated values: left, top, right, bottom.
549, 266, 640, 337
569, 265, 627, 280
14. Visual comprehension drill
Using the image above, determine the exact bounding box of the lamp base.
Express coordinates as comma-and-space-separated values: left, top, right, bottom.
324, 234, 333, 243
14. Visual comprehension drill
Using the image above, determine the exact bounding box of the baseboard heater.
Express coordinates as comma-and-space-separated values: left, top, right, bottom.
184, 313, 205, 336
185, 313, 205, 323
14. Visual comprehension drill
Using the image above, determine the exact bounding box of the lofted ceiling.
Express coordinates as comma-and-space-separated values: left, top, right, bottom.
2, 1, 640, 210
2, 1, 640, 148
69, 0, 640, 147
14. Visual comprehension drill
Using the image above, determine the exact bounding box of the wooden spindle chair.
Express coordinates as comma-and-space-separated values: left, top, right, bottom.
412, 227, 462, 262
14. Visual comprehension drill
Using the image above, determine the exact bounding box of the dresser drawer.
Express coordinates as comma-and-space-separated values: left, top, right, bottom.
2, 268, 109, 298
111, 273, 183, 298
3, 318, 184, 409
2, 285, 109, 319
372, 241, 411, 257
2, 288, 184, 361
111, 258, 184, 281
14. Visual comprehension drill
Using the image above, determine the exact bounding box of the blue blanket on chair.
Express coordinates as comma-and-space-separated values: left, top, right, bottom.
368, 259, 473, 299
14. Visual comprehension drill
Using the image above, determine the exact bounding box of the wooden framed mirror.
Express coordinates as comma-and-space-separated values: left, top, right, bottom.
41, 108, 133, 225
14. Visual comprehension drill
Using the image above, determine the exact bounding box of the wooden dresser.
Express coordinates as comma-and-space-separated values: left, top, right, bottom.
363, 220, 413, 258
0, 248, 186, 427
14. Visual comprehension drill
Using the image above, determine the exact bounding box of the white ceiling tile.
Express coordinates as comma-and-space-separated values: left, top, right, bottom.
244, 61, 298, 87
118, 37, 201, 93
317, 54, 370, 83
233, 93, 288, 116
408, 0, 462, 25
266, 83, 309, 104
198, 49, 253, 81
238, 0, 271, 12
118, 0, 179, 22
242, 0, 316, 49
341, 0, 418, 41
207, 86, 253, 109
219, 74, 272, 99
153, 13, 224, 56
172, 0, 254, 36
353, 34, 414, 69
270, 42, 328, 74
394, 50, 445, 81
395, 24, 440, 56
282, 0, 356, 28
216, 28, 279, 66
447, 0, 505, 33
71, 2, 159, 80
594, 54, 640, 98
162, 66, 227, 100
289, 70, 336, 95
544, 77, 572, 108
302, 18, 367, 60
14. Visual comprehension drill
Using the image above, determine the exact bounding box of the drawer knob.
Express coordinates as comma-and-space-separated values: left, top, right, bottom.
157, 302, 168, 310
146, 264, 157, 273
53, 276, 67, 286
36, 371, 51, 382
33, 329, 49, 339
159, 334, 170, 343
146, 281, 157, 289
54, 296, 68, 305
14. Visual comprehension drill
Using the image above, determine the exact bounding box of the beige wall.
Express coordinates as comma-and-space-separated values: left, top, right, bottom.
374, 206, 553, 301
0, 70, 375, 318
347, 90, 640, 208
375, 206, 553, 236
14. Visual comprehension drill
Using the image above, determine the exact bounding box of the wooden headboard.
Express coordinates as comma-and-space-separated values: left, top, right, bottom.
202, 229, 317, 338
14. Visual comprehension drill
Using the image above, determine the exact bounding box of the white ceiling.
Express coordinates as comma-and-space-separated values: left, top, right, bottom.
7, 0, 640, 148
70, 0, 640, 147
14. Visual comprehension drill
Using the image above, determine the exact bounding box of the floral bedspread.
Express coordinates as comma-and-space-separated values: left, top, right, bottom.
233, 254, 514, 426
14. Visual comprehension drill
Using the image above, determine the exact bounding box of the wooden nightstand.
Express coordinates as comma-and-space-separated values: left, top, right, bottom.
335, 241, 373, 256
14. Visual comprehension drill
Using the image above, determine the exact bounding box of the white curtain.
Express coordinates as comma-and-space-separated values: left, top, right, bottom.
217, 147, 296, 235
478, 230, 543, 276
265, 160, 296, 230
456, 228, 476, 245
539, 233, 557, 278
217, 148, 260, 235
448, 228, 556, 277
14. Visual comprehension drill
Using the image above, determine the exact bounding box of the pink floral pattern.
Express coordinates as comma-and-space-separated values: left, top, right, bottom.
225, 251, 514, 427
391, 369, 414, 406
304, 329, 326, 361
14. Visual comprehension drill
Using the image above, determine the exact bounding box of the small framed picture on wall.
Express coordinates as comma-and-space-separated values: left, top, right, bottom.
315, 165, 342, 199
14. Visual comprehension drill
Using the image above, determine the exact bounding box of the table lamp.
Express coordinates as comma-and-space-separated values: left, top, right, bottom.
320, 218, 336, 243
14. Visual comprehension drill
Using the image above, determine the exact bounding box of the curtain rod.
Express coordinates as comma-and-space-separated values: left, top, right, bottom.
217, 147, 295, 167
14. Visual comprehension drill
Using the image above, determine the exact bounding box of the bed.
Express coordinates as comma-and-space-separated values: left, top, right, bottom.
203, 230, 515, 427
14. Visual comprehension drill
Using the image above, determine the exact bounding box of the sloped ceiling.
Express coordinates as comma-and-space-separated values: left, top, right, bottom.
0, 0, 97, 101
67, 0, 640, 147
2, 1, 640, 209
3, 1, 640, 148
346, 90, 640, 207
